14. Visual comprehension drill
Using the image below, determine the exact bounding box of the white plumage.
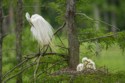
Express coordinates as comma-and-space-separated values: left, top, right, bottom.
82, 57, 89, 63
77, 57, 96, 71
76, 63, 84, 71
25, 12, 53, 47
86, 59, 96, 70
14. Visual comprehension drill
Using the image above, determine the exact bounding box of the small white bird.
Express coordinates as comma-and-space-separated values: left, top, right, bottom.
86, 59, 96, 70
82, 57, 89, 63
25, 12, 54, 47
76, 63, 84, 71
82, 57, 96, 70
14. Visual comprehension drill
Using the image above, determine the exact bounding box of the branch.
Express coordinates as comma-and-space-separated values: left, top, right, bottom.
2, 59, 28, 79
24, 52, 67, 59
3, 62, 36, 83
51, 68, 108, 76
34, 46, 49, 83
36, 60, 65, 78
56, 45, 68, 50
2, 33, 8, 39
3, 52, 66, 80
76, 13, 119, 30
54, 22, 66, 35
80, 34, 115, 42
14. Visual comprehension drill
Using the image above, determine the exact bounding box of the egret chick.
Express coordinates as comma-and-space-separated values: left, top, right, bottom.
82, 57, 89, 64
86, 59, 96, 70
76, 63, 84, 71
82, 57, 88, 63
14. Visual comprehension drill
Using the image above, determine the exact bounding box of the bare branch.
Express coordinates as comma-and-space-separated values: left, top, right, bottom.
34, 46, 49, 83
54, 22, 66, 35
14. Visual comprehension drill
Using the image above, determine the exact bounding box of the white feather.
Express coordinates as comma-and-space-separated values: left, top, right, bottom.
76, 63, 84, 71
82, 57, 89, 63
25, 12, 53, 47
25, 12, 31, 22
86, 59, 96, 70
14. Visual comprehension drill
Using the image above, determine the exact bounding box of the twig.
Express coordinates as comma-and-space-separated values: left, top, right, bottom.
56, 34, 66, 48
3, 62, 36, 83
36, 60, 64, 78
56, 45, 68, 50
54, 22, 66, 35
34, 46, 49, 83
2, 59, 28, 79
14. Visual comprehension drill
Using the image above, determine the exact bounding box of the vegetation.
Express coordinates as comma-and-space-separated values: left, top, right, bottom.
0, 0, 125, 83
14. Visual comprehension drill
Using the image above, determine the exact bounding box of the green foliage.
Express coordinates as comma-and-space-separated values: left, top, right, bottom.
74, 72, 125, 83
2, 0, 125, 82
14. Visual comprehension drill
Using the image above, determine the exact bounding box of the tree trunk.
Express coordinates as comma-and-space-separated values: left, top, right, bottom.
0, 0, 3, 82
111, 12, 117, 32
16, 0, 23, 83
93, 4, 101, 55
110, 0, 119, 32
103, 1, 110, 31
66, 0, 79, 69
93, 4, 100, 30
9, 1, 15, 32
34, 0, 41, 14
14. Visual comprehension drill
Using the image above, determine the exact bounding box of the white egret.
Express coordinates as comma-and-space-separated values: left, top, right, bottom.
25, 12, 54, 47
82, 57, 89, 63
82, 57, 96, 70
76, 63, 84, 71
86, 59, 96, 70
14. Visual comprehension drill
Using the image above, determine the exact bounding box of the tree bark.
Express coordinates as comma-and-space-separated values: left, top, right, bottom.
66, 0, 79, 69
34, 0, 41, 14
0, 0, 3, 82
93, 4, 101, 55
16, 0, 23, 83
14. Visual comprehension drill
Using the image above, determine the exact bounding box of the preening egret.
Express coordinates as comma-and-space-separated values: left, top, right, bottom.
76, 63, 84, 71
25, 12, 54, 47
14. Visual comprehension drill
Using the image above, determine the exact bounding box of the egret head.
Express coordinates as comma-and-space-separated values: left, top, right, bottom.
25, 12, 33, 26
82, 57, 88, 63
25, 12, 30, 22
